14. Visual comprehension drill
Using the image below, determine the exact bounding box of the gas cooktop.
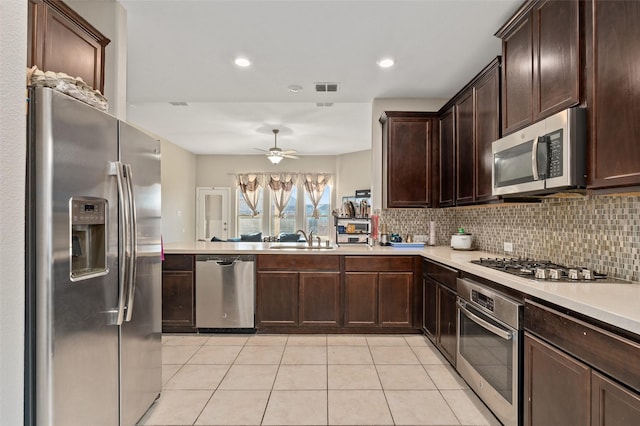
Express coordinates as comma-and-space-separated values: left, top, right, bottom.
471, 257, 627, 283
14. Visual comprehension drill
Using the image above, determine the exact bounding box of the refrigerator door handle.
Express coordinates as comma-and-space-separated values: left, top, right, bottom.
109, 161, 130, 326
124, 164, 138, 322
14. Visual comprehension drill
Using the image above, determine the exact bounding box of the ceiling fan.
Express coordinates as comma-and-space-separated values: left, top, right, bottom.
254, 129, 299, 164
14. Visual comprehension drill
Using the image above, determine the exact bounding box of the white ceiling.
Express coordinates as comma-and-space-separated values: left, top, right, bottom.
121, 0, 520, 156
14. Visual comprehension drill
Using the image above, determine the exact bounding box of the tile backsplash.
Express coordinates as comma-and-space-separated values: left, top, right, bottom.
378, 194, 640, 282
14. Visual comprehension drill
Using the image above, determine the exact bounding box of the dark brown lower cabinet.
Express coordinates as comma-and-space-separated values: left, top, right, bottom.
344, 272, 377, 327
437, 284, 457, 363
256, 271, 298, 327
422, 275, 438, 338
162, 254, 196, 332
592, 371, 640, 426
524, 332, 591, 426
378, 272, 412, 327
299, 272, 340, 327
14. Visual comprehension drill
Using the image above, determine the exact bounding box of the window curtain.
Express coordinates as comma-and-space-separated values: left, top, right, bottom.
303, 173, 331, 218
268, 173, 297, 218
236, 173, 263, 216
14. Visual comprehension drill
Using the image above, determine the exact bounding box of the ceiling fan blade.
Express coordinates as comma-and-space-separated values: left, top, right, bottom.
253, 147, 269, 153
283, 154, 299, 159
281, 149, 297, 155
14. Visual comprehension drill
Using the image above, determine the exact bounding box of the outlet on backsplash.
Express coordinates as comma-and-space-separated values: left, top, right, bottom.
504, 242, 514, 253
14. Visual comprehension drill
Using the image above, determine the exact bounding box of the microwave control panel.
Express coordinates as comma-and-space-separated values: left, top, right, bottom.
547, 129, 563, 178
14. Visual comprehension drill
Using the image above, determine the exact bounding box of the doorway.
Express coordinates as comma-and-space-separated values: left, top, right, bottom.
196, 187, 230, 241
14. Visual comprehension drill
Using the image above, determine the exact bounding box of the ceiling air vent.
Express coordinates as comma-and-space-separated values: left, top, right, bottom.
315, 82, 339, 92
169, 101, 189, 106
316, 102, 334, 107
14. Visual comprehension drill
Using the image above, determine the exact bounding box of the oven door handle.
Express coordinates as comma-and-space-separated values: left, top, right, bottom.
457, 301, 513, 341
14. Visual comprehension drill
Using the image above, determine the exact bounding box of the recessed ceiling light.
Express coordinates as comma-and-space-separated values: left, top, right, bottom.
288, 84, 303, 93
377, 58, 395, 68
234, 57, 251, 67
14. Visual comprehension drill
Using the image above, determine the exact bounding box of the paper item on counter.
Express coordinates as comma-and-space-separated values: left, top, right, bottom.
428, 221, 436, 246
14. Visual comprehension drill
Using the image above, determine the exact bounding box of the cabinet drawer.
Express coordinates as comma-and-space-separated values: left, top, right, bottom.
345, 256, 413, 272
257, 254, 339, 271
525, 300, 640, 393
423, 259, 458, 290
163, 254, 194, 271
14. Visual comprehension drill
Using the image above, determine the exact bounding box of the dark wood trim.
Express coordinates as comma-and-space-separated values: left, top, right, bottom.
256, 327, 422, 335
495, 0, 537, 38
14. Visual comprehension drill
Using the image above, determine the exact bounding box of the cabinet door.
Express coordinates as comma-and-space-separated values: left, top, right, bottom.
502, 12, 533, 134
524, 333, 591, 426
592, 371, 640, 426
256, 272, 298, 327
437, 284, 457, 364
344, 272, 378, 327
28, 0, 109, 93
456, 90, 475, 205
474, 63, 501, 203
162, 271, 195, 331
383, 114, 434, 208
587, 0, 640, 189
532, 0, 579, 121
438, 107, 456, 207
378, 272, 412, 327
299, 272, 340, 327
423, 276, 438, 339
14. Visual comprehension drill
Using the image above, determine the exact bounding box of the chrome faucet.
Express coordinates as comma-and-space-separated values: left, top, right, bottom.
296, 229, 314, 246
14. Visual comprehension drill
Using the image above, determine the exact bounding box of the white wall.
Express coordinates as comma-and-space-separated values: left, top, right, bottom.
370, 98, 449, 210
336, 150, 372, 200
66, 0, 128, 119
161, 140, 197, 243
0, 1, 27, 424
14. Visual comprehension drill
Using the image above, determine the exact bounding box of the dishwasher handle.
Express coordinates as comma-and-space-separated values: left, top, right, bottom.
196, 255, 255, 265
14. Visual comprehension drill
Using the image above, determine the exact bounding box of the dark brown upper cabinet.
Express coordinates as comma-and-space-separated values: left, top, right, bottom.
380, 112, 438, 208
437, 107, 456, 207
28, 0, 110, 93
585, 0, 640, 190
438, 57, 501, 207
497, 0, 579, 135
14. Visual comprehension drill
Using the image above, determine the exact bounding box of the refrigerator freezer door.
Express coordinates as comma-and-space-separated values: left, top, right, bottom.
29, 87, 120, 425
118, 121, 162, 425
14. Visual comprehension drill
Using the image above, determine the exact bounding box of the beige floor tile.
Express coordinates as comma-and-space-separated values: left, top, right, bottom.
162, 345, 200, 365
273, 364, 327, 390
195, 390, 269, 425
376, 365, 436, 390
441, 390, 501, 426
286, 334, 327, 346
404, 334, 432, 347
235, 345, 284, 364
164, 364, 230, 390
328, 390, 393, 425
366, 335, 410, 346
327, 334, 368, 346
162, 335, 210, 346
218, 364, 278, 390
204, 334, 250, 346
328, 364, 381, 390
413, 345, 449, 364
370, 345, 420, 364
187, 345, 242, 364
424, 364, 469, 389
162, 364, 181, 386
281, 345, 327, 364
385, 390, 460, 425
245, 334, 288, 346
262, 390, 327, 425
137, 389, 212, 425
327, 345, 374, 364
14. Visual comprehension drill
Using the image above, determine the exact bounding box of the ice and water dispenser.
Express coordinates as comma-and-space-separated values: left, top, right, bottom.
70, 197, 107, 280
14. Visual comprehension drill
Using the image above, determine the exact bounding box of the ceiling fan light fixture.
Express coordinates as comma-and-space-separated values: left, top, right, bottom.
234, 56, 251, 67
267, 154, 283, 164
377, 58, 395, 68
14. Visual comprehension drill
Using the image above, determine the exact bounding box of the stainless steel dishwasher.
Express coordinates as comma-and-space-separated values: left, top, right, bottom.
195, 255, 255, 329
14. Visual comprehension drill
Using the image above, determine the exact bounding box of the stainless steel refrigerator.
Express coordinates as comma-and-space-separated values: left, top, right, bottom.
25, 87, 162, 426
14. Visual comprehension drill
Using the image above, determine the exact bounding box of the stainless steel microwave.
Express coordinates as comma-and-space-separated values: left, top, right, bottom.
492, 107, 586, 196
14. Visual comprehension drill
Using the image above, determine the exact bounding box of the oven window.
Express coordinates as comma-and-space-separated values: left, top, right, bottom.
494, 140, 534, 187
459, 307, 513, 403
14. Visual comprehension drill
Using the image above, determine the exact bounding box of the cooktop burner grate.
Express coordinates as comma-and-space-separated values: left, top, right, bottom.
471, 257, 612, 282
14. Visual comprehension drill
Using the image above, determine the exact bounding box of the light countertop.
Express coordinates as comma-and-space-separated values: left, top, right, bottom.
163, 241, 640, 336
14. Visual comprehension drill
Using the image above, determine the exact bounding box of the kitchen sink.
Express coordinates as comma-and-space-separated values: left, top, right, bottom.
268, 243, 336, 250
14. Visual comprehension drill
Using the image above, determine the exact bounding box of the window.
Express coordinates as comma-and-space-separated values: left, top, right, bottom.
304, 184, 331, 239
270, 186, 297, 236
237, 187, 263, 236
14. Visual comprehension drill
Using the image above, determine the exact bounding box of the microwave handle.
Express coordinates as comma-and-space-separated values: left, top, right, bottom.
532, 135, 549, 181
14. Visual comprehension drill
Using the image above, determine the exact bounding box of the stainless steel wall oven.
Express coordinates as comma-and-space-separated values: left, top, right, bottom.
456, 277, 523, 426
